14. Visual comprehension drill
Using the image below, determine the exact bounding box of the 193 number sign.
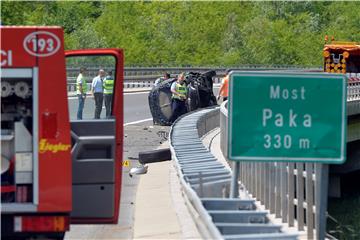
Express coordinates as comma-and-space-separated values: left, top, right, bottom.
23, 31, 61, 57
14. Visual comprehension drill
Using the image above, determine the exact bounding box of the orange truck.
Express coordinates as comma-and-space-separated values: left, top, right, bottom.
1, 26, 124, 239
323, 41, 360, 78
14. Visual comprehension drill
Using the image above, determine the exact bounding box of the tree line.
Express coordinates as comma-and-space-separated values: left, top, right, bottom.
2, 1, 359, 67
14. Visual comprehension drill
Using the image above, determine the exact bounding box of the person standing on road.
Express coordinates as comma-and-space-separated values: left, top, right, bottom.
154, 72, 170, 87
217, 69, 230, 102
170, 73, 187, 123
76, 67, 88, 120
103, 70, 114, 118
92, 69, 105, 119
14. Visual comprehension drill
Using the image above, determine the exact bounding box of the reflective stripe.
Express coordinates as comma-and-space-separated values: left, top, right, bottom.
172, 83, 187, 100
103, 78, 114, 94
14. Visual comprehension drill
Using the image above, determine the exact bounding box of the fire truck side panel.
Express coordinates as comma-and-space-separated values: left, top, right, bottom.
1, 27, 72, 213
2, 28, 125, 238
37, 28, 72, 212
1, 27, 37, 68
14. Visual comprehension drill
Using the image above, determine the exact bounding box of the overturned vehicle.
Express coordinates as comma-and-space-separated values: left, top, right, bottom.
148, 71, 217, 126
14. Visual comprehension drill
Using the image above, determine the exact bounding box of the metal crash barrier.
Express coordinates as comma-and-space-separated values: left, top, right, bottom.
66, 66, 321, 91
170, 107, 298, 239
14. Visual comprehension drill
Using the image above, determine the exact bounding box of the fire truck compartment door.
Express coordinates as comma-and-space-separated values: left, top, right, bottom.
70, 120, 116, 220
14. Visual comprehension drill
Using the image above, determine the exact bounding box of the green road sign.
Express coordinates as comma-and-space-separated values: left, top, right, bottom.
228, 72, 347, 163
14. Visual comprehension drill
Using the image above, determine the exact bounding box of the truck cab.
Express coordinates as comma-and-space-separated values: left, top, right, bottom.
323, 41, 360, 77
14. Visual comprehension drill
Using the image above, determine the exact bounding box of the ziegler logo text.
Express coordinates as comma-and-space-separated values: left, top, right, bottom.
39, 139, 71, 153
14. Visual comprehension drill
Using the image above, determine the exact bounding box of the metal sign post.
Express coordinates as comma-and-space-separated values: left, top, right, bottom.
230, 161, 240, 198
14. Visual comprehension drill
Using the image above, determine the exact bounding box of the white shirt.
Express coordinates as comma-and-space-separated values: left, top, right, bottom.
171, 81, 177, 91
76, 73, 85, 94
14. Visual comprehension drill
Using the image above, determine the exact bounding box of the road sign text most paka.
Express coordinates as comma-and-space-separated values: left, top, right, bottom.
228, 72, 347, 163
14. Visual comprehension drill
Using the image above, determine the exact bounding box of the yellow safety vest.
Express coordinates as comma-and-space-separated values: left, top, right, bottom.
76, 74, 87, 94
172, 83, 187, 100
103, 77, 114, 95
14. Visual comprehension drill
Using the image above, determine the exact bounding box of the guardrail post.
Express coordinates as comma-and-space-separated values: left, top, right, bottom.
306, 163, 314, 239
230, 161, 240, 198
296, 163, 305, 231
265, 163, 270, 209
275, 163, 281, 218
256, 163, 261, 201
315, 164, 329, 240
199, 171, 203, 198
247, 162, 251, 196
261, 163, 266, 204
281, 163, 288, 223
269, 163, 276, 214
288, 163, 295, 227
250, 163, 256, 197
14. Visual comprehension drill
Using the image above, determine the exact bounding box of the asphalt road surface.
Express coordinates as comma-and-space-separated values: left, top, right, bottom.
65, 124, 170, 239
68, 87, 219, 125
65, 86, 219, 239
68, 91, 153, 125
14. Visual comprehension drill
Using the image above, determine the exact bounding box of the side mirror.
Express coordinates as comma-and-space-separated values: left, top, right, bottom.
129, 164, 148, 177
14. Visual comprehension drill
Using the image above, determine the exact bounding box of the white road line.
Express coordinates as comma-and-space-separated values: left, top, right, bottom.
124, 91, 150, 95
68, 92, 148, 99
124, 118, 153, 126
68, 96, 78, 100
67, 96, 95, 100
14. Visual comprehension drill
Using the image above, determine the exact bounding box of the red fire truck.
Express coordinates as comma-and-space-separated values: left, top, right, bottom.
1, 26, 124, 239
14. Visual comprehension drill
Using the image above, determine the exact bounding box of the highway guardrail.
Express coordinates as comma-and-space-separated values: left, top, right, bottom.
170, 107, 298, 239
66, 66, 322, 91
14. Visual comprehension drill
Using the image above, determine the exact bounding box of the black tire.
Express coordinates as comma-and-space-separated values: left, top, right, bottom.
148, 71, 217, 125
148, 78, 176, 126
139, 148, 171, 164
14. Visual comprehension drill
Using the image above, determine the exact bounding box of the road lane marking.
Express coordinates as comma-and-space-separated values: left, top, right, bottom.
124, 91, 151, 95
67, 91, 148, 99
124, 118, 153, 126
67, 96, 94, 100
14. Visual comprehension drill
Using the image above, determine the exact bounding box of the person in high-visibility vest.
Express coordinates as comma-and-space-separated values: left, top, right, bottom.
103, 70, 114, 118
217, 69, 230, 102
170, 73, 188, 123
76, 67, 88, 120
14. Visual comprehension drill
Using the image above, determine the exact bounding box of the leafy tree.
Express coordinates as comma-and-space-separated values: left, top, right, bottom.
1, 1, 359, 67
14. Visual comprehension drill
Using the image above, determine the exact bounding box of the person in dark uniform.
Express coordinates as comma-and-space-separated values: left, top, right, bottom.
91, 69, 105, 119
103, 70, 114, 118
170, 73, 187, 123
